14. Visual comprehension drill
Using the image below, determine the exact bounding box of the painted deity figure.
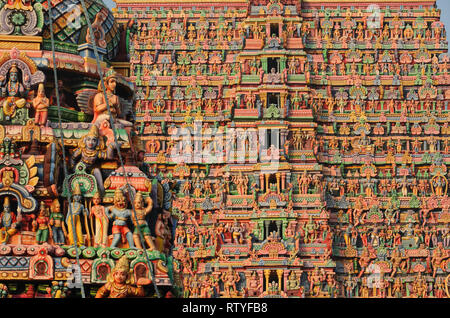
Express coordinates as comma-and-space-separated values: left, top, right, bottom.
95, 255, 149, 298
49, 199, 66, 245
91, 68, 132, 127
390, 247, 408, 278
33, 201, 50, 244
228, 219, 245, 244
303, 216, 318, 243
154, 212, 171, 253
107, 189, 135, 249
66, 184, 90, 247
32, 83, 49, 126
90, 192, 109, 248
286, 271, 300, 291
0, 197, 21, 244
247, 271, 261, 296
0, 63, 29, 120
71, 125, 116, 194
132, 192, 155, 250
309, 266, 324, 296
221, 267, 241, 297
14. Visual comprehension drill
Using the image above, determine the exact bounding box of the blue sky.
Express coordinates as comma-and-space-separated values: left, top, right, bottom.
437, 0, 450, 46
103, 0, 450, 52
104, 0, 114, 9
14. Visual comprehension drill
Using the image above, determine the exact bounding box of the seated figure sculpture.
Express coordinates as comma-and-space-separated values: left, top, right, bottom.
91, 68, 132, 128
0, 63, 29, 120
0, 197, 21, 244
71, 125, 118, 195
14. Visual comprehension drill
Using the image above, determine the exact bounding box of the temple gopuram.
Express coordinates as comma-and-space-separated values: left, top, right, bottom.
0, 0, 449, 299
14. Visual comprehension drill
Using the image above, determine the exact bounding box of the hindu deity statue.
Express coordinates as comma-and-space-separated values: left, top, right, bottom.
0, 197, 21, 244
0, 63, 29, 120
71, 125, 117, 194
91, 68, 132, 128
32, 83, 49, 126
95, 255, 150, 298
228, 219, 245, 244
286, 271, 300, 291
221, 267, 241, 297
154, 212, 171, 253
107, 189, 135, 249
90, 192, 109, 248
49, 199, 66, 245
32, 201, 50, 244
132, 191, 155, 250
246, 271, 262, 297
65, 184, 90, 247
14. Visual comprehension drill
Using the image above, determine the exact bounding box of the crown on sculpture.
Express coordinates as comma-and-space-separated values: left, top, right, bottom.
93, 191, 102, 200
134, 191, 143, 202
10, 63, 18, 73
73, 182, 82, 195
114, 255, 130, 273
114, 188, 125, 200
86, 124, 100, 138
104, 67, 117, 80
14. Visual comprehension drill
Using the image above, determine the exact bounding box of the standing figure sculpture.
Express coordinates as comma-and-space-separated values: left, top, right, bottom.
49, 199, 66, 245
32, 83, 49, 126
107, 189, 136, 249
66, 184, 90, 247
33, 201, 50, 244
90, 192, 109, 248
132, 192, 155, 250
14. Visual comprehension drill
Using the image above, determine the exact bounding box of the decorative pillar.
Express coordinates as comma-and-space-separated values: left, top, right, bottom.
264, 221, 270, 240
265, 174, 270, 193
283, 270, 289, 292
258, 221, 264, 241
259, 173, 264, 191
258, 270, 264, 293
280, 130, 287, 150
281, 172, 286, 191
276, 269, 283, 291
280, 57, 287, 71
276, 173, 281, 193
281, 220, 288, 239
260, 92, 267, 108
280, 93, 287, 110
261, 58, 268, 74
244, 271, 251, 291
276, 220, 282, 237
264, 269, 270, 291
